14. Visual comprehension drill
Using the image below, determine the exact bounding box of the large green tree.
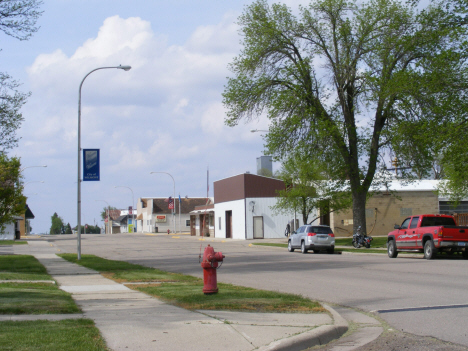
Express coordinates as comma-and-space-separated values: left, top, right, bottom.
0, 154, 25, 231
223, 0, 468, 234
0, 0, 43, 151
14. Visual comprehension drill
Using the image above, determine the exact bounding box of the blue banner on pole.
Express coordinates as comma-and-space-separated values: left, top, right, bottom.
83, 149, 100, 181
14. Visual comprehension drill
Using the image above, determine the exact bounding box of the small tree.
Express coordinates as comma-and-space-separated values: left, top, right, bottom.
50, 212, 64, 235
272, 151, 352, 225
0, 154, 25, 231
64, 223, 72, 234
100, 206, 117, 221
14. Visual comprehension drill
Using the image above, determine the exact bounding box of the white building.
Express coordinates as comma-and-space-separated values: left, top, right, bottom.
137, 197, 213, 234
214, 173, 311, 239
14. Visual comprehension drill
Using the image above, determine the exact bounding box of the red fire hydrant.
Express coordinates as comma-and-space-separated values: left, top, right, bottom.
201, 245, 225, 294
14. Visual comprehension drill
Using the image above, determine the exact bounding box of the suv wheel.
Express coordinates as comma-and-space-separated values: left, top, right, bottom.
301, 241, 308, 254
288, 240, 294, 252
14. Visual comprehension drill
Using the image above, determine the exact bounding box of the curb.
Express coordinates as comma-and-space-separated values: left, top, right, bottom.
257, 304, 348, 351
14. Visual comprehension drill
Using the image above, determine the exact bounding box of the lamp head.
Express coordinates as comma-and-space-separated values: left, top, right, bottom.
118, 65, 132, 71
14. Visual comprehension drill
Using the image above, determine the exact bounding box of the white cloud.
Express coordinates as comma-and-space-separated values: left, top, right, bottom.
18, 13, 267, 233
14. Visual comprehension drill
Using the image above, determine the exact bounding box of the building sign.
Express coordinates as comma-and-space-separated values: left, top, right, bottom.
155, 215, 167, 223
83, 149, 100, 181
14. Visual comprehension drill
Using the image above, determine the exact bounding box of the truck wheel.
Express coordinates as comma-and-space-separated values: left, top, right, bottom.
388, 240, 398, 258
424, 240, 437, 260
288, 240, 294, 252
301, 241, 308, 254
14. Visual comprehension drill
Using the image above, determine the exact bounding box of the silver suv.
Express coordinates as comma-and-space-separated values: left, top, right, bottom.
288, 225, 335, 254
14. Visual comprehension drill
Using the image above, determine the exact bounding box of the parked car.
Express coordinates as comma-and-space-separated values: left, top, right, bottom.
288, 225, 335, 254
387, 214, 468, 259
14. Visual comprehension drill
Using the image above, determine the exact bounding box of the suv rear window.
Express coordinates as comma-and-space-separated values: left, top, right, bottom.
309, 226, 333, 234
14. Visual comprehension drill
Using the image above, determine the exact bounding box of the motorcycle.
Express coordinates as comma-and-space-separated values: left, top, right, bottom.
352, 226, 373, 248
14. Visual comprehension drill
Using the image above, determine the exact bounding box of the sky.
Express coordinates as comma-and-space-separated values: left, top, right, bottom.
2, 0, 309, 233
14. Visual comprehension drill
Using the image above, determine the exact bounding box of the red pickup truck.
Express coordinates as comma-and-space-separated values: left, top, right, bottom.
387, 214, 468, 259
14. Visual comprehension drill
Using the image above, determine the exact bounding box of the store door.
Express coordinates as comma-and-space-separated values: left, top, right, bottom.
253, 216, 264, 239
225, 211, 232, 239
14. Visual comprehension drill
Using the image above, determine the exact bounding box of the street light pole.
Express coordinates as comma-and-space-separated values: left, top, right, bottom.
114, 186, 134, 233
95, 199, 110, 234
77, 65, 131, 260
150, 172, 176, 233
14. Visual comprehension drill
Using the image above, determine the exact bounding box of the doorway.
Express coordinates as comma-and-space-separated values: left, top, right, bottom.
225, 211, 232, 239
253, 216, 264, 239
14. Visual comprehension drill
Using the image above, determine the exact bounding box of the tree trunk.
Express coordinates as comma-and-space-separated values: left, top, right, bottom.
352, 190, 367, 235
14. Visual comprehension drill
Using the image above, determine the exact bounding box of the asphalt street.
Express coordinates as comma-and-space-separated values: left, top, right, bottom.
44, 233, 468, 348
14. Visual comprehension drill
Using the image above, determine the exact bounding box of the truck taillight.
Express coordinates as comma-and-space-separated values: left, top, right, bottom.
438, 227, 443, 238
329, 233, 335, 237
307, 232, 316, 236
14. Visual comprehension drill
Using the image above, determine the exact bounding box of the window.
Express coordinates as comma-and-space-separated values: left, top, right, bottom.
185, 220, 190, 227
400, 218, 411, 229
409, 217, 419, 229
310, 226, 333, 234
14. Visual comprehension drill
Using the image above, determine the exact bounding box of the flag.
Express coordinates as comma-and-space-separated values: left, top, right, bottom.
168, 197, 174, 210
164, 196, 172, 203
179, 194, 181, 203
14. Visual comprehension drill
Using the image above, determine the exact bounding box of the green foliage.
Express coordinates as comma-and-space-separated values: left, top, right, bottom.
100, 206, 117, 220
0, 0, 43, 151
223, 0, 468, 233
0, 154, 25, 231
272, 150, 352, 224
49, 212, 64, 234
64, 222, 72, 234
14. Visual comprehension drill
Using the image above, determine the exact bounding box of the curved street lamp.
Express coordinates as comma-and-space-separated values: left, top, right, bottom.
114, 186, 134, 233
20, 165, 47, 172
77, 65, 131, 260
150, 171, 176, 233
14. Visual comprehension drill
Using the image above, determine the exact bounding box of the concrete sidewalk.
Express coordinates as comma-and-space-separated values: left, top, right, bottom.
11, 240, 348, 351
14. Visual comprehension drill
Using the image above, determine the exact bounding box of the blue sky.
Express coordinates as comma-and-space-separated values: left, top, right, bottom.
4, 0, 309, 233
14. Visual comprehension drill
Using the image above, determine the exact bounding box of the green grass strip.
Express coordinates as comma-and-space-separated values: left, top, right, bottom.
0, 240, 27, 246
0, 319, 107, 351
0, 282, 80, 315
60, 254, 325, 314
0, 255, 54, 281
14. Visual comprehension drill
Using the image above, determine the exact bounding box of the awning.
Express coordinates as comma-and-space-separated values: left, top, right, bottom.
137, 214, 143, 220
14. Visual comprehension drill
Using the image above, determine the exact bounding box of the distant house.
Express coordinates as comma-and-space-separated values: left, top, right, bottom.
137, 197, 212, 234
0, 204, 35, 240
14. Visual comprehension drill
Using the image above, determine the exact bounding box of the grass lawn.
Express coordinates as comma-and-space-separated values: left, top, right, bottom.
0, 255, 80, 315
0, 255, 52, 281
60, 254, 325, 314
0, 282, 80, 314
0, 240, 27, 245
0, 319, 108, 351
